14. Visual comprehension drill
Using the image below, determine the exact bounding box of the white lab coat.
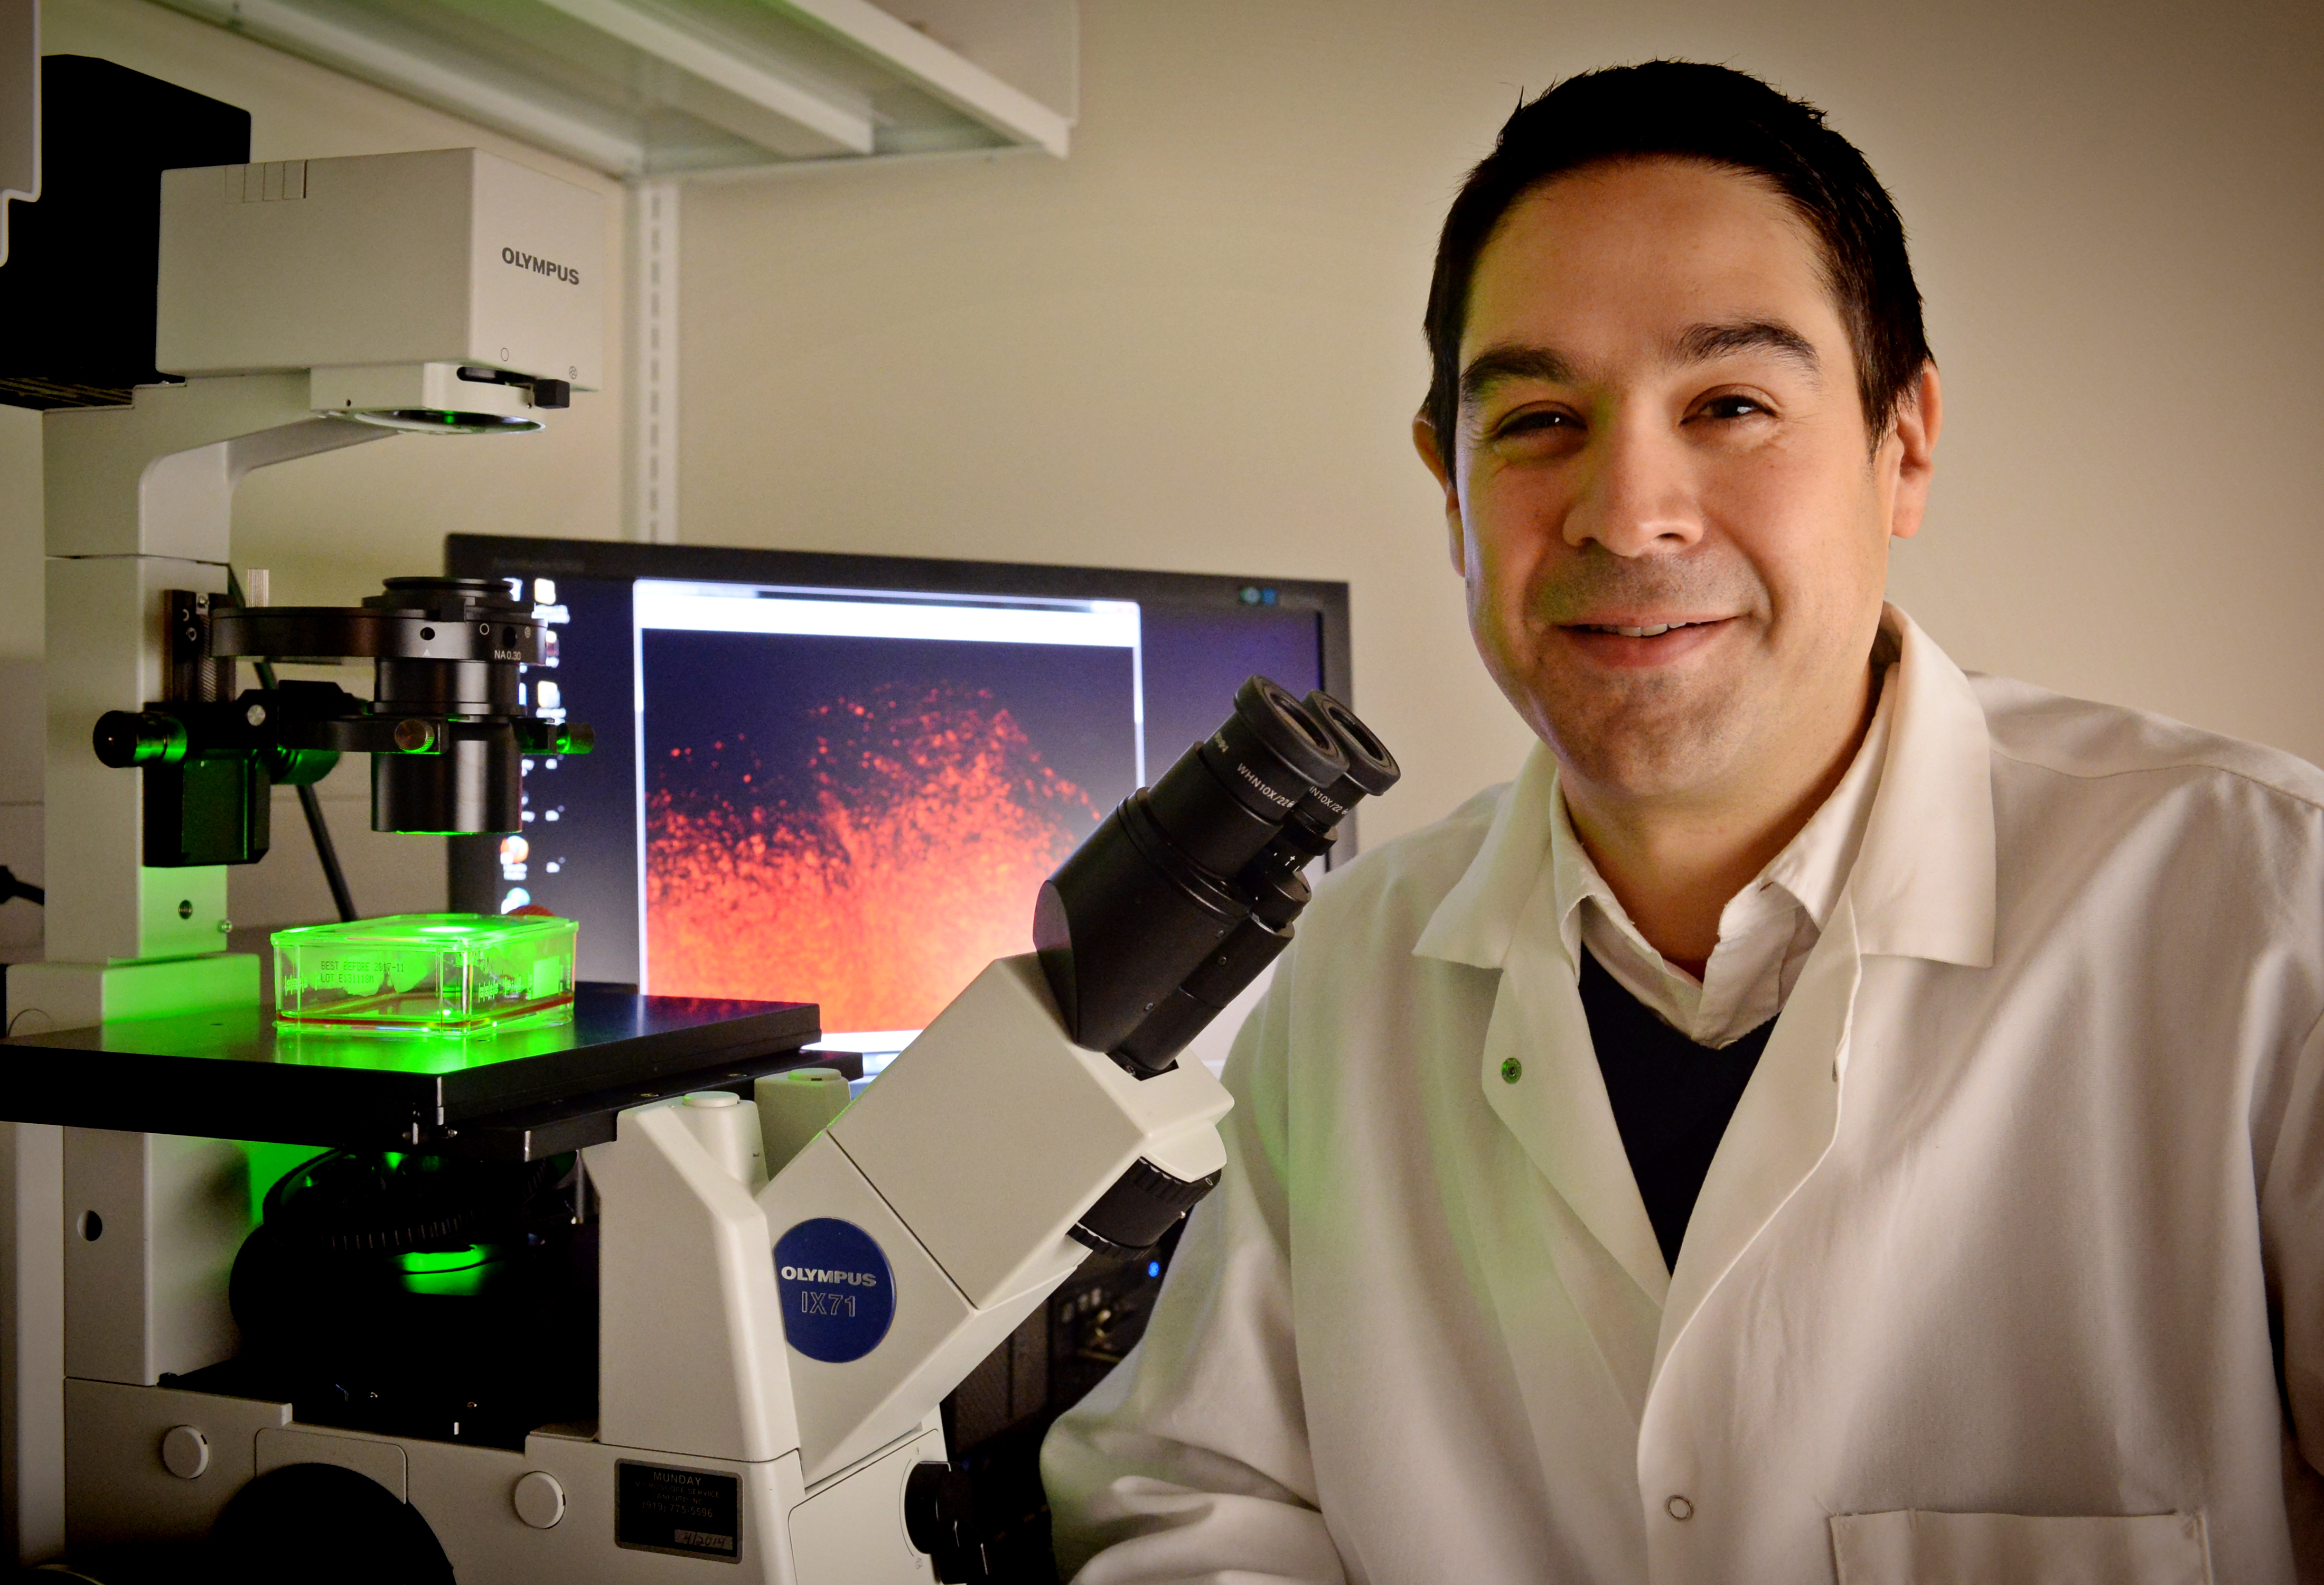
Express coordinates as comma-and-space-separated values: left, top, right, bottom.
1043, 610, 2324, 1584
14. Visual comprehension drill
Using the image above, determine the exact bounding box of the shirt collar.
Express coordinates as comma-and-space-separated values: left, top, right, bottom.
1547, 782, 1610, 974
1756, 647, 1896, 932
1414, 604, 1995, 972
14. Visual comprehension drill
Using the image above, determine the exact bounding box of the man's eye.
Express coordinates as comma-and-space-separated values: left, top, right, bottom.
1494, 409, 1577, 439
1700, 395, 1767, 420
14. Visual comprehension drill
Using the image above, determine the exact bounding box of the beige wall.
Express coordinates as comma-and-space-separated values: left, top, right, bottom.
0, 0, 627, 947
680, 0, 2324, 849
5, 0, 2318, 950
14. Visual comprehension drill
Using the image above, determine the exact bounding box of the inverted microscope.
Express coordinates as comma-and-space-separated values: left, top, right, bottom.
0, 128, 1401, 1583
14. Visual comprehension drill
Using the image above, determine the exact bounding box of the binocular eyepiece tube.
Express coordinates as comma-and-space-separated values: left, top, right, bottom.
1035, 675, 1400, 1077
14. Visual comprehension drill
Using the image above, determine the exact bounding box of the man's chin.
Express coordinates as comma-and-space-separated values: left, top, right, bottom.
1529, 696, 1749, 803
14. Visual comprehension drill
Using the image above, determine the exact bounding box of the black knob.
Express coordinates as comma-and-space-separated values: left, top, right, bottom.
530, 378, 571, 409
1070, 1155, 1223, 1254
903, 1461, 983, 1583
92, 710, 187, 768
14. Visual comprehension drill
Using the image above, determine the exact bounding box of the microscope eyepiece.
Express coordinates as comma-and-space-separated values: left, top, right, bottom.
1305, 689, 1400, 798
1036, 675, 1395, 1077
1139, 676, 1348, 879
1202, 676, 1347, 815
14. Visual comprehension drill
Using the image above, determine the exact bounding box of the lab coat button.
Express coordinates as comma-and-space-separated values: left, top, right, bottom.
1664, 1495, 1693, 1521
1500, 1057, 1522, 1083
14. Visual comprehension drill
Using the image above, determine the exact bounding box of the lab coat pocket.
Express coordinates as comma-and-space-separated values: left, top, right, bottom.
1829, 1509, 2212, 1584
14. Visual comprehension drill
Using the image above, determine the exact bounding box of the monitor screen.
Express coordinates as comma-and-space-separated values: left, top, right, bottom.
445, 537, 1352, 1046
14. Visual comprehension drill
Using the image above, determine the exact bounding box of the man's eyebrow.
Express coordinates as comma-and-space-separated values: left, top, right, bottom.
1458, 344, 1578, 408
1458, 322, 1821, 411
1673, 319, 1821, 377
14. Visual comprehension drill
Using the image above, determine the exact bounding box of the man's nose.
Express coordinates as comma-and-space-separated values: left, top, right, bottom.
1561, 418, 1704, 557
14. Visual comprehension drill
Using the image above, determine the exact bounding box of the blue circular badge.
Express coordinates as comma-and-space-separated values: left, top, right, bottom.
774, 1218, 895, 1363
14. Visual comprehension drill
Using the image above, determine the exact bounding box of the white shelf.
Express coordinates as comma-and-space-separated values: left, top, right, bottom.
151, 0, 1075, 177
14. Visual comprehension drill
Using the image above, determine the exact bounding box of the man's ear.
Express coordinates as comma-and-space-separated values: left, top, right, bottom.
1412, 412, 1466, 575
1886, 361, 1943, 542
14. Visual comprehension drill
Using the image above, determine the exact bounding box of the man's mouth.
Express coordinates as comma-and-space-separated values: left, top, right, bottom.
1567, 618, 1725, 638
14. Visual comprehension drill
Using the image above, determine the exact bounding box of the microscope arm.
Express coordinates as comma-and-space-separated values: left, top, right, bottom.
762, 954, 1229, 1483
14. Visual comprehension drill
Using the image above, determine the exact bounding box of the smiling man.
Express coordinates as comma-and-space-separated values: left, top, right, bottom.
1043, 63, 2324, 1583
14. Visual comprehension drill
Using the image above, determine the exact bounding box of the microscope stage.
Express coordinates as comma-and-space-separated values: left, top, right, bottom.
0, 986, 832, 1158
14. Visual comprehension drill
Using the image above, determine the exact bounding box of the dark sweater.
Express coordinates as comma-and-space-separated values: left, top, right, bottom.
1577, 948, 1775, 1272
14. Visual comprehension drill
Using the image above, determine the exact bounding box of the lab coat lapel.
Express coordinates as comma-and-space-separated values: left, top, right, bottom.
1421, 747, 1672, 1382
1650, 893, 1862, 1385
1480, 873, 1672, 1311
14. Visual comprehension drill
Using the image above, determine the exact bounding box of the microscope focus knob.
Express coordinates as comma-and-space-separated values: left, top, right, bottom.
159, 1424, 210, 1479
512, 1469, 566, 1529
1069, 1156, 1223, 1256
903, 1461, 983, 1583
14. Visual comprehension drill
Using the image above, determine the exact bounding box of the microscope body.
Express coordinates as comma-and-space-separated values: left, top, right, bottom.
57, 955, 1229, 1583
33, 671, 1393, 1581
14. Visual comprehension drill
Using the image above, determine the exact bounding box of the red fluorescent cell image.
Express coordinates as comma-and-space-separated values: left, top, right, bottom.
643, 649, 1129, 1030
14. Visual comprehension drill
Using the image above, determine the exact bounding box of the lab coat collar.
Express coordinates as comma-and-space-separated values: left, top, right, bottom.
1413, 741, 1561, 972
1413, 604, 1995, 973
1848, 607, 1997, 966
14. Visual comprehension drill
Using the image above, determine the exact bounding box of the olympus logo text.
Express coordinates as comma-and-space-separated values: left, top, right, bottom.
501, 246, 580, 285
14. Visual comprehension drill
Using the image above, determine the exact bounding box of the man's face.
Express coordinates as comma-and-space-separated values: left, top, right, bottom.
1418, 158, 1935, 807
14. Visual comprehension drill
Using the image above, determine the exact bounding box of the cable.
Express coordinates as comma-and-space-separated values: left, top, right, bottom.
228, 569, 360, 924
297, 782, 359, 924
0, 865, 42, 906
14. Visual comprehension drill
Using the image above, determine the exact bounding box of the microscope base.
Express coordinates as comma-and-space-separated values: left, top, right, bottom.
63, 1374, 943, 1582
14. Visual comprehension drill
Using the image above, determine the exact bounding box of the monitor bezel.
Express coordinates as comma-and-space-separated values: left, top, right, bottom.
442, 533, 1358, 922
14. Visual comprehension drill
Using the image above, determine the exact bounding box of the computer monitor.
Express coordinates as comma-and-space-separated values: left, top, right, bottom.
444, 536, 1354, 1047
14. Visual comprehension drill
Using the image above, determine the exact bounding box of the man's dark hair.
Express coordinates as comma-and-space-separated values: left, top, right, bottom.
1422, 61, 1929, 450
